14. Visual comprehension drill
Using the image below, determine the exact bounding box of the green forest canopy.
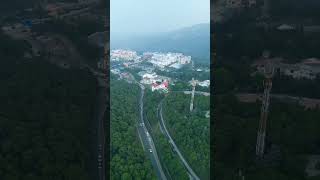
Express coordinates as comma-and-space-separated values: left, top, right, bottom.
110, 78, 156, 179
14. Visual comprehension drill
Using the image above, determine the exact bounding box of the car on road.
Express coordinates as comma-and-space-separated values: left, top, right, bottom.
149, 149, 152, 153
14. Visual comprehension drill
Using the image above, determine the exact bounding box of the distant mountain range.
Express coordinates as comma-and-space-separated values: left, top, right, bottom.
111, 23, 210, 63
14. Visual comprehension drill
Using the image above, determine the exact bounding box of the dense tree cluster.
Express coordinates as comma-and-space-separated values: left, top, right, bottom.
0, 34, 97, 179
272, 75, 320, 99
110, 79, 156, 179
163, 93, 210, 179
143, 90, 188, 179
215, 11, 320, 61
213, 1, 320, 179
213, 94, 320, 180
156, 135, 189, 179
214, 58, 320, 99
32, 19, 103, 66
269, 0, 320, 20
214, 64, 269, 94
144, 90, 164, 128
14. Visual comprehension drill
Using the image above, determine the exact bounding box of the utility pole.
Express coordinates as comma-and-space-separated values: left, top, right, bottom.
256, 58, 274, 158
190, 78, 197, 112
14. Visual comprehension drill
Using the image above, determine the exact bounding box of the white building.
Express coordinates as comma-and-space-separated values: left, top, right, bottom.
198, 80, 210, 87
142, 73, 157, 79
149, 52, 191, 68
111, 49, 139, 61
110, 69, 120, 74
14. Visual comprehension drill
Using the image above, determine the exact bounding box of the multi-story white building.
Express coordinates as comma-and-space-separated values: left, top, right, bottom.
198, 80, 210, 87
111, 50, 192, 69
149, 52, 191, 68
111, 49, 139, 61
142, 73, 157, 79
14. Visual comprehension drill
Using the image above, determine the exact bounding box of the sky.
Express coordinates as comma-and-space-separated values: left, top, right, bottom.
111, 0, 210, 36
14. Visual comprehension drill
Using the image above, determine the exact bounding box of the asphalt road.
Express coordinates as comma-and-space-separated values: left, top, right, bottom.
158, 99, 200, 180
137, 83, 167, 180
236, 93, 320, 109
171, 90, 210, 96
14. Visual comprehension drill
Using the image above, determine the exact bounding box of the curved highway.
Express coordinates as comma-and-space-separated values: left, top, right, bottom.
158, 99, 200, 180
137, 83, 167, 180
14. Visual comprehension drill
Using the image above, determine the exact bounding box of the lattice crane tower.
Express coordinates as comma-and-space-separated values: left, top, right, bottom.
256, 57, 274, 158
190, 78, 197, 112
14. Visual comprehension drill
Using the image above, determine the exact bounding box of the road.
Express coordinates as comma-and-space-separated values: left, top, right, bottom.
235, 93, 320, 110
182, 91, 210, 96
171, 90, 210, 96
137, 83, 167, 180
158, 99, 200, 180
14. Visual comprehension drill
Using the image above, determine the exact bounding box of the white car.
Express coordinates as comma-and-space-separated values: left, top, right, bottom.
149, 149, 153, 153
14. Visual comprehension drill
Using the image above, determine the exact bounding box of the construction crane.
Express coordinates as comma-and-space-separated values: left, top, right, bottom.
256, 58, 274, 158
189, 78, 197, 112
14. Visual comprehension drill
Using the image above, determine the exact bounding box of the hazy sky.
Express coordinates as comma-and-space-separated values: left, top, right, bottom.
111, 0, 210, 35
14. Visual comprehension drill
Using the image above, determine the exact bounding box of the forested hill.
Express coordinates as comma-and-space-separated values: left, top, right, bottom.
0, 32, 98, 179
110, 77, 156, 179
162, 93, 210, 179
111, 24, 210, 63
